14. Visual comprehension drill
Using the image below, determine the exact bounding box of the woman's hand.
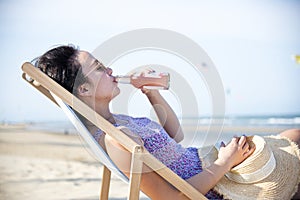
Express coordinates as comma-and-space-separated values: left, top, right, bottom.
137, 70, 184, 142
215, 136, 255, 171
141, 87, 158, 95
129, 68, 156, 89
187, 136, 255, 194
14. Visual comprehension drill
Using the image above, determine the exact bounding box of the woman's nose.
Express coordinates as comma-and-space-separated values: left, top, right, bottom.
106, 67, 113, 75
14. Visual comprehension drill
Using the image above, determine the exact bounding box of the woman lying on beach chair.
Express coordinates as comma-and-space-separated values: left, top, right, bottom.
33, 45, 300, 200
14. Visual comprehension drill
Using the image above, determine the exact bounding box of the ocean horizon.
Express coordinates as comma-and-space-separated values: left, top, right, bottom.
11, 114, 298, 134
1, 114, 300, 148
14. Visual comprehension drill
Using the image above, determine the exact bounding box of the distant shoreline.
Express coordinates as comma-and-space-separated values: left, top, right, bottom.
1, 116, 299, 136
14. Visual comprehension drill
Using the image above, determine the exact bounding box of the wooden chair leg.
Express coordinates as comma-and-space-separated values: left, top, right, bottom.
128, 146, 143, 200
100, 165, 111, 200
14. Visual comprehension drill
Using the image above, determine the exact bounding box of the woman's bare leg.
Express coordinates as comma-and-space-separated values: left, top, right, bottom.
279, 129, 300, 199
280, 129, 300, 146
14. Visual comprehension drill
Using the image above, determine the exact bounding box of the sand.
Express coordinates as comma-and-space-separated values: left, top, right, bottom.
0, 124, 295, 200
0, 125, 149, 200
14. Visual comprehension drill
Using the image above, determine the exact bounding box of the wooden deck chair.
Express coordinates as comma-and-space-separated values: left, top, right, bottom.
21, 62, 208, 200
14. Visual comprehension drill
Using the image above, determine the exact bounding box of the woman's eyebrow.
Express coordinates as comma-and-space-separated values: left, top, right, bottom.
84, 59, 98, 76
85, 59, 106, 76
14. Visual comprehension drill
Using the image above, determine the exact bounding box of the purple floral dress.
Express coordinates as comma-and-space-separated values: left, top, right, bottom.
93, 114, 223, 199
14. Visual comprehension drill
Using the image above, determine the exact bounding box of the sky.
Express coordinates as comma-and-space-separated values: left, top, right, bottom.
0, 0, 300, 122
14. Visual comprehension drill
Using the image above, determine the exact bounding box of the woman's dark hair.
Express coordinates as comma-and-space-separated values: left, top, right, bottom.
34, 45, 89, 123
34, 45, 86, 95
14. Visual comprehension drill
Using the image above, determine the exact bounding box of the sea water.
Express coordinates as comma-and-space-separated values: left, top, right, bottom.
26, 115, 300, 147
180, 115, 300, 147
26, 121, 77, 135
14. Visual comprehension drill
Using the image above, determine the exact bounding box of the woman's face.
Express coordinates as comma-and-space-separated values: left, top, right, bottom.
76, 50, 120, 102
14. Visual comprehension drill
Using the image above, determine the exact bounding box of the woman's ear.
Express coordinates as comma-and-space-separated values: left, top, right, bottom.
77, 83, 92, 97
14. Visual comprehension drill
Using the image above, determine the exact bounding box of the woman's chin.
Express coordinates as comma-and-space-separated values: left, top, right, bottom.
112, 86, 120, 98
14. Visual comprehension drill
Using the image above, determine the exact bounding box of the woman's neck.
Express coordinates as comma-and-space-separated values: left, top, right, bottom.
80, 97, 116, 133
85, 107, 115, 134
94, 102, 115, 124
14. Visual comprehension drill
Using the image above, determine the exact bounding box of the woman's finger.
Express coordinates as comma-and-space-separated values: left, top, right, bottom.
244, 145, 256, 157
242, 141, 249, 151
238, 135, 247, 146
232, 137, 238, 142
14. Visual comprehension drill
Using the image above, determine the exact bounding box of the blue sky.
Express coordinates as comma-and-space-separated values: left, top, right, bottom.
0, 0, 299, 122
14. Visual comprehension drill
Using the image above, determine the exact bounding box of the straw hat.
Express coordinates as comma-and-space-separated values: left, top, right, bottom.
198, 135, 300, 200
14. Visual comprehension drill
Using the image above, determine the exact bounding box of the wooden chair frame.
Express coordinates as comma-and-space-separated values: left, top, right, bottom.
21, 62, 208, 200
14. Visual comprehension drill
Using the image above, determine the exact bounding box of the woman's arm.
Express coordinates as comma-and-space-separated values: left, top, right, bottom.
143, 90, 184, 143
187, 136, 255, 194
104, 129, 254, 198
104, 132, 189, 200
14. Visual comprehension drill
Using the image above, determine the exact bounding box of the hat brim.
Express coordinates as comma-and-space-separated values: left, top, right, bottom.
212, 135, 300, 200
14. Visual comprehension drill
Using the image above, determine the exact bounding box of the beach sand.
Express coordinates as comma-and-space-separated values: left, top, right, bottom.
0, 124, 295, 200
0, 125, 149, 200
